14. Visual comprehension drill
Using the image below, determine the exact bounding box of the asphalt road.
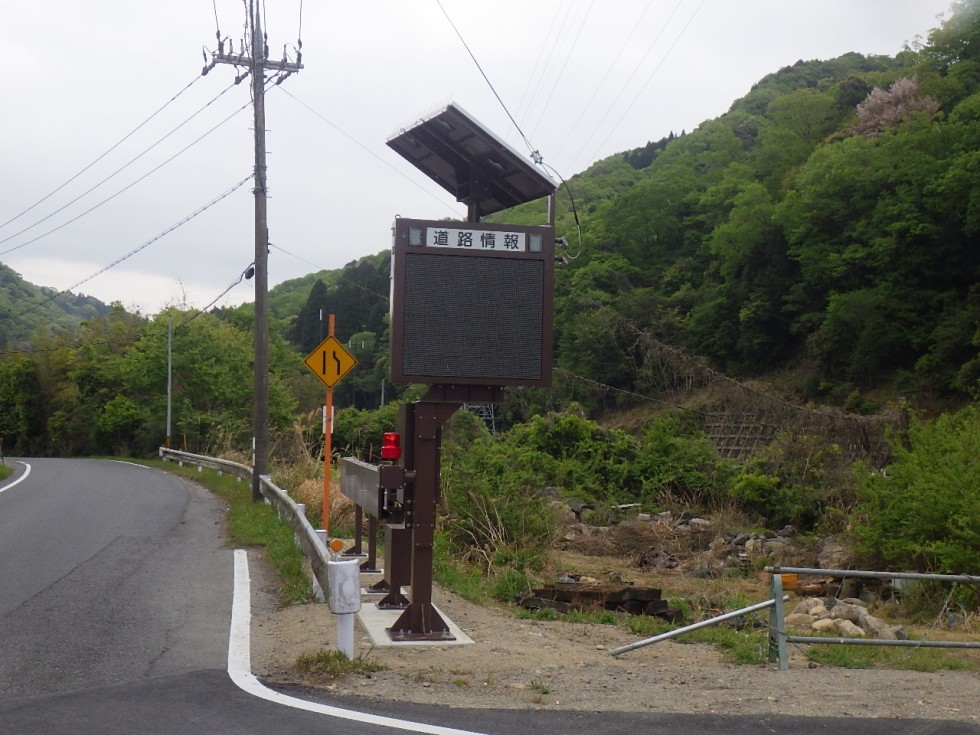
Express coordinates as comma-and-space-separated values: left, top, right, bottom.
0, 458, 972, 735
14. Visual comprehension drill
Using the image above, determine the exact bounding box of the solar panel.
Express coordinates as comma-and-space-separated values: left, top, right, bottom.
386, 103, 557, 217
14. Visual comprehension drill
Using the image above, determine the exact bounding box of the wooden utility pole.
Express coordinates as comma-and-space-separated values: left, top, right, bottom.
210, 0, 302, 501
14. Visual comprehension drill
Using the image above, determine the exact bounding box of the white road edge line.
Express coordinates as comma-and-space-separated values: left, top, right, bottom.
228, 549, 490, 735
107, 460, 151, 469
0, 461, 31, 494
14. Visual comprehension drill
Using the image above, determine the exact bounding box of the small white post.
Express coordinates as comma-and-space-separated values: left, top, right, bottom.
327, 558, 361, 660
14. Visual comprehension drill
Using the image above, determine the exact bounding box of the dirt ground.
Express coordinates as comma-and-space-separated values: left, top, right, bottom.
247, 553, 980, 724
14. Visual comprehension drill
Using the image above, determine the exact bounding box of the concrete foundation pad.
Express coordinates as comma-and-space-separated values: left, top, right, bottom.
356, 596, 473, 647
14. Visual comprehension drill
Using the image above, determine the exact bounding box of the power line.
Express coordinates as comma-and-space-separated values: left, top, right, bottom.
0, 97, 252, 258
2, 175, 252, 326
269, 243, 389, 303
275, 86, 459, 212
0, 75, 203, 233
0, 82, 240, 251
550, 1, 656, 161
513, 1, 563, 124
567, 0, 686, 172
517, 0, 574, 131
575, 0, 707, 171
527, 0, 597, 143
434, 0, 537, 158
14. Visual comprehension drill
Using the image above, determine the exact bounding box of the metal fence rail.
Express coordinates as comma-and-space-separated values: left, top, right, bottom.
158, 447, 330, 596
609, 595, 788, 657
765, 565, 980, 670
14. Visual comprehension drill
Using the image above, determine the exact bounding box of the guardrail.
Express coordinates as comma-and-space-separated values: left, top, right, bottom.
158, 447, 330, 597
765, 565, 980, 670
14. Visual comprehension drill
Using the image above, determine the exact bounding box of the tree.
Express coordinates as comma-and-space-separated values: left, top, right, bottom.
0, 359, 44, 454
292, 279, 329, 353
852, 78, 940, 137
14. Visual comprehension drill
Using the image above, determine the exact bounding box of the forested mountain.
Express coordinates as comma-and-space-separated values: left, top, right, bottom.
516, 17, 980, 410
0, 2, 977, 458
0, 263, 110, 349
279, 2, 979, 415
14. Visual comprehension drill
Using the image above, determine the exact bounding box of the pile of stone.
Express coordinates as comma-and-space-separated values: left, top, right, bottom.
784, 596, 906, 639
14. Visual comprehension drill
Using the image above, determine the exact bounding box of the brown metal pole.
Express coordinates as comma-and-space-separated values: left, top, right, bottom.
387, 396, 458, 640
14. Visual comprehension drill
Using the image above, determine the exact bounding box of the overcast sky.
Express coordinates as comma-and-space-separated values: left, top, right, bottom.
0, 0, 952, 317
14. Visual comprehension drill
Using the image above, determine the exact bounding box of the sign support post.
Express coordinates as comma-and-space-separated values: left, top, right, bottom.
302, 317, 357, 536
323, 313, 335, 533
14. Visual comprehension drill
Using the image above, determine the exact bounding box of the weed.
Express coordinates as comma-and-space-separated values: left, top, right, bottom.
529, 679, 550, 695
295, 649, 387, 680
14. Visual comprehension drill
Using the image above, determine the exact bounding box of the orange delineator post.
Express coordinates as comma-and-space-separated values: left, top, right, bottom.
322, 313, 335, 534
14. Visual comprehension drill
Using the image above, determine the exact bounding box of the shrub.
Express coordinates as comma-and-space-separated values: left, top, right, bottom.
852, 406, 980, 577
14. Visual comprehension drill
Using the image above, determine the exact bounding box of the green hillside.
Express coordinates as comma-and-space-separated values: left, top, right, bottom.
282, 4, 980, 414
0, 262, 110, 350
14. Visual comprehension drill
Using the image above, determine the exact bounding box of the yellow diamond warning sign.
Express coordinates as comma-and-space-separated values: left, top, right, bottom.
304, 336, 357, 389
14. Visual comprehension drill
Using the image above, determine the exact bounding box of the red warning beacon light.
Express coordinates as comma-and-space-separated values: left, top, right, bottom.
381, 432, 401, 461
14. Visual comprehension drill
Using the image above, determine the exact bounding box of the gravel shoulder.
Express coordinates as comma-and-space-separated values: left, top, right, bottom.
247, 559, 980, 723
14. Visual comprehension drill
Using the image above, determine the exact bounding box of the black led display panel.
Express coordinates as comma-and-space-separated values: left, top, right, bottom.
390, 219, 554, 387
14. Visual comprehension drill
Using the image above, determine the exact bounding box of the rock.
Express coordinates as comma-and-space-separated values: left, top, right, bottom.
777, 525, 797, 537
817, 535, 853, 570
764, 538, 790, 558
945, 612, 966, 629
834, 619, 866, 637
859, 614, 898, 640
841, 597, 867, 608
635, 545, 679, 570
830, 602, 864, 624
793, 598, 823, 615
689, 518, 711, 531
549, 501, 578, 526
785, 613, 815, 629
708, 534, 732, 552
812, 618, 837, 632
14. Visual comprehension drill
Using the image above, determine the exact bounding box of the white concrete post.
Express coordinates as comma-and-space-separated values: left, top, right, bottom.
327, 558, 361, 660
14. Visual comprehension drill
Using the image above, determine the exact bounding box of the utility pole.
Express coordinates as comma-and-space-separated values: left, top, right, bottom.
209, 0, 303, 501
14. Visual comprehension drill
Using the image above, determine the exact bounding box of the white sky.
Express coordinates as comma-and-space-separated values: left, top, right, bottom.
0, 0, 952, 317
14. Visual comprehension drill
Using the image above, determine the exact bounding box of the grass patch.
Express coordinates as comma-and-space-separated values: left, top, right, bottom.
0, 464, 12, 482
433, 556, 490, 605
518, 604, 770, 664
803, 640, 979, 672
295, 649, 387, 680
150, 460, 313, 605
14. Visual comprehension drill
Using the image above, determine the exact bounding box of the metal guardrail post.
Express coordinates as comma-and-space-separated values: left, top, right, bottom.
768, 573, 789, 670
